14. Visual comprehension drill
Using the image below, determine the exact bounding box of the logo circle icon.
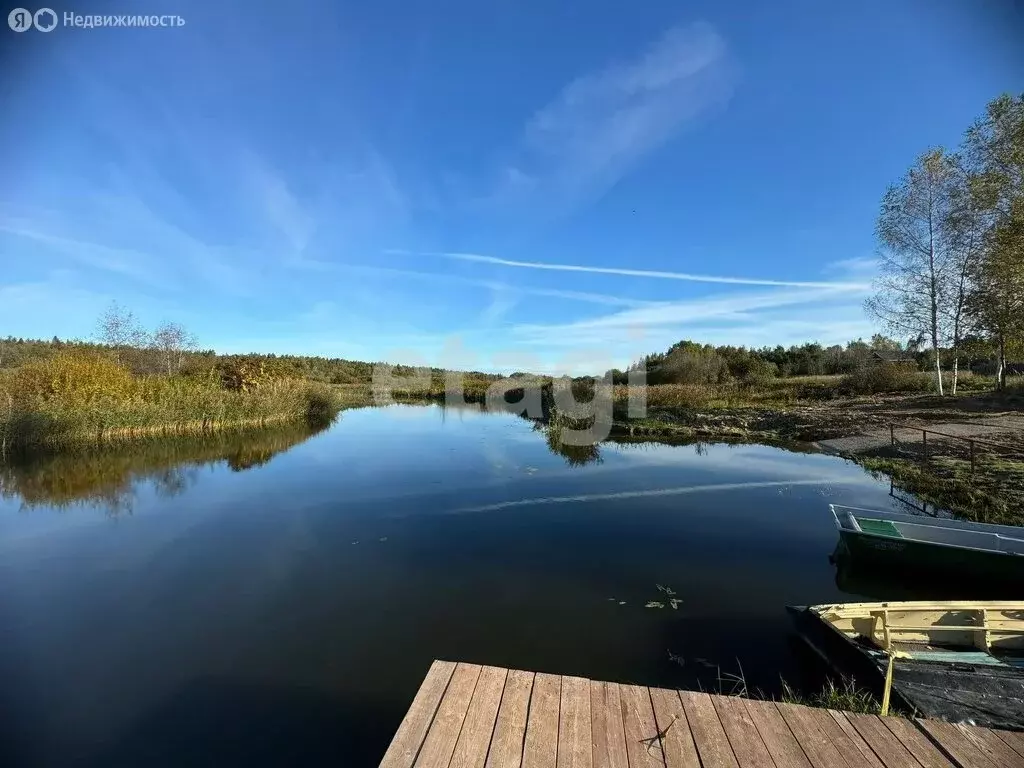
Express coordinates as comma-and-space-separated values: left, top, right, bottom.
8, 7, 33, 31
34, 7, 57, 31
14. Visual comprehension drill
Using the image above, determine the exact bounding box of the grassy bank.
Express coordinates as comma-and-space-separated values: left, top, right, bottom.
859, 455, 1024, 525
0, 352, 344, 452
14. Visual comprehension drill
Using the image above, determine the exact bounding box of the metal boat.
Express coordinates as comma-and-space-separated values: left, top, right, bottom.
789, 600, 1024, 729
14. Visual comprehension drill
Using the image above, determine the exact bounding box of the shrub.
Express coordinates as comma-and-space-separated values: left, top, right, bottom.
302, 384, 342, 427
0, 352, 137, 408
739, 359, 778, 389
839, 364, 930, 395
654, 347, 732, 386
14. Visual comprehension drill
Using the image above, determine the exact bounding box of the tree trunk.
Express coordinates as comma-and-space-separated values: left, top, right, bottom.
930, 302, 943, 396
998, 333, 1007, 390
952, 353, 959, 395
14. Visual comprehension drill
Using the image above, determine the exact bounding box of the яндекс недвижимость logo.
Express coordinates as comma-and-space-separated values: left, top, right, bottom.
8, 8, 184, 31
8, 7, 57, 31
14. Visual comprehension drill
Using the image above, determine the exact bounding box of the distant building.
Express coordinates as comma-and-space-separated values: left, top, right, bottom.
972, 360, 1024, 376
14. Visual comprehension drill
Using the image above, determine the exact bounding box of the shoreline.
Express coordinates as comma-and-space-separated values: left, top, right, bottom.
5, 385, 1021, 523
608, 395, 1023, 524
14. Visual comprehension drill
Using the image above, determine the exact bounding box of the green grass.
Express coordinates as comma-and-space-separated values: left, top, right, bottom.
859, 454, 1024, 524
781, 677, 882, 714
682, 656, 884, 715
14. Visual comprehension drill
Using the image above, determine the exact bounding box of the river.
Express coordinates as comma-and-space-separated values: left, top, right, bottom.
1, 404, 924, 766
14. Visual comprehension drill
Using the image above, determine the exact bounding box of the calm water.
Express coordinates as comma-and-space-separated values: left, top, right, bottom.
1, 405, 921, 766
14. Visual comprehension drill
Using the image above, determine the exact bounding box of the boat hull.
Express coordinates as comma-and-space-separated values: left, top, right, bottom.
837, 528, 1024, 584
788, 603, 1024, 730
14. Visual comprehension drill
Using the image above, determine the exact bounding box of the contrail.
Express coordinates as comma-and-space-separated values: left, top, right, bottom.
387, 250, 869, 290
449, 478, 863, 514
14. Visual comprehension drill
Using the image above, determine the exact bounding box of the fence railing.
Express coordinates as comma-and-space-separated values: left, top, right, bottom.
888, 421, 1023, 475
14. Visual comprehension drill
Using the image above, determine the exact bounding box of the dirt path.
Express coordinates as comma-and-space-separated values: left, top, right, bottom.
818, 418, 1024, 457
806, 403, 1024, 523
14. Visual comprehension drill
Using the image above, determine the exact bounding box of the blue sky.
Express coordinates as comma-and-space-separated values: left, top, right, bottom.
2, 1, 1021, 373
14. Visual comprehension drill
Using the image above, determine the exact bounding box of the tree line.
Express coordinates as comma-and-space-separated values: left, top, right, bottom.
609, 335, 911, 387
867, 92, 1024, 393
0, 303, 398, 387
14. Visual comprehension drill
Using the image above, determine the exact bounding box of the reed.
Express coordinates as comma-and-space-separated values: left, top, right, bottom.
0, 352, 343, 452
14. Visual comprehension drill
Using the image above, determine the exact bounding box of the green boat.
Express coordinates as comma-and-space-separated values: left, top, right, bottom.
831, 504, 1024, 584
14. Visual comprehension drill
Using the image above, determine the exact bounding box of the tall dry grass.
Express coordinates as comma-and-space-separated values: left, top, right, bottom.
0, 352, 342, 451
613, 376, 850, 409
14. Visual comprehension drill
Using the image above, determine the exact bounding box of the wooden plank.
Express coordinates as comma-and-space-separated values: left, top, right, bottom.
523, 673, 561, 768
846, 714, 930, 768
776, 702, 849, 768
414, 663, 483, 768
994, 729, 1024, 760
959, 723, 1024, 767
590, 681, 629, 768
380, 660, 458, 768
820, 711, 885, 768
711, 695, 774, 768
619, 683, 664, 768
742, 699, 812, 768
451, 666, 509, 768
486, 670, 534, 768
557, 676, 592, 768
915, 719, 992, 768
679, 692, 739, 768
880, 717, 957, 768
649, 687, 700, 768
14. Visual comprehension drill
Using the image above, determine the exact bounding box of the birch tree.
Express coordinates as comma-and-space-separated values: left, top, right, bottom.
968, 205, 1024, 388
866, 149, 956, 394
963, 93, 1024, 389
96, 301, 147, 365
150, 322, 198, 376
942, 156, 987, 394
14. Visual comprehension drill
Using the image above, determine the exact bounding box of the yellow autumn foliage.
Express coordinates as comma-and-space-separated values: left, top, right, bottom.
0, 351, 341, 450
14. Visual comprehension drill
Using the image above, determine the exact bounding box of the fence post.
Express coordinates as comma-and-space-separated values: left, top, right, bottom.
922, 429, 927, 463
890, 424, 895, 447
970, 440, 976, 475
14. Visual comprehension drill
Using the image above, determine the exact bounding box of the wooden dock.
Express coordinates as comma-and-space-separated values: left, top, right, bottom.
379, 661, 1024, 768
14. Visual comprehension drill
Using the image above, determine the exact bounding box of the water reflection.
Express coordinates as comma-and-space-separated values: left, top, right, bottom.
0, 404, 915, 767
0, 424, 328, 514
532, 414, 718, 468
0, 399, 813, 516
536, 421, 604, 467
832, 554, 1020, 601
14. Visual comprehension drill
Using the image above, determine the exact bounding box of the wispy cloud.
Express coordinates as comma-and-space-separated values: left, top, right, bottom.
825, 256, 879, 279
0, 277, 128, 340
293, 260, 656, 307
479, 284, 519, 325
449, 479, 867, 515
0, 221, 167, 288
239, 151, 314, 255
492, 21, 735, 213
390, 250, 870, 289
511, 285, 870, 344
